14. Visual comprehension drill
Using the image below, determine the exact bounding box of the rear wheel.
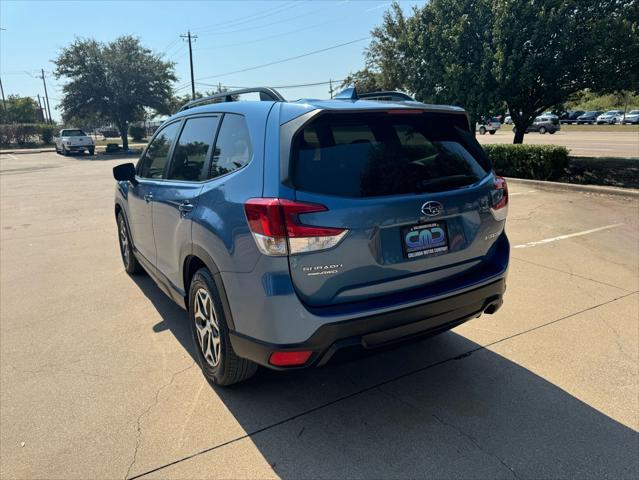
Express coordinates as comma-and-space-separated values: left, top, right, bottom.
479, 126, 486, 135
88, 148, 95, 155
489, 130, 496, 135
117, 212, 142, 274
189, 268, 257, 386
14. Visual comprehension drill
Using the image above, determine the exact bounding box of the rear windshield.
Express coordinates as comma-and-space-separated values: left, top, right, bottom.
62, 129, 86, 136
291, 112, 489, 198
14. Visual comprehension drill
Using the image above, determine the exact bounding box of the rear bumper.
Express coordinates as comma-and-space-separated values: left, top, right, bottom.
229, 277, 505, 370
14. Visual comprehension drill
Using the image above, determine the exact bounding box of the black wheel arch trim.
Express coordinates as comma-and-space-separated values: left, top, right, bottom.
183, 244, 236, 331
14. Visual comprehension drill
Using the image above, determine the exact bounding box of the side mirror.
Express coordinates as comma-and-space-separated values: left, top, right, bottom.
113, 162, 138, 186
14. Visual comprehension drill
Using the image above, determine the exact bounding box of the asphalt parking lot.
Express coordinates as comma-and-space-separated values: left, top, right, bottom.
476, 129, 639, 158
1, 151, 637, 479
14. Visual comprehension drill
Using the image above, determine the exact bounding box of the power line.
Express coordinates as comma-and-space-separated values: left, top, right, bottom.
191, 1, 302, 34
196, 79, 346, 90
195, 20, 332, 51
196, 4, 325, 37
189, 37, 370, 84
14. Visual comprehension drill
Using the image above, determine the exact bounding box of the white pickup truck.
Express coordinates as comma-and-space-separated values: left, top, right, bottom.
55, 129, 95, 156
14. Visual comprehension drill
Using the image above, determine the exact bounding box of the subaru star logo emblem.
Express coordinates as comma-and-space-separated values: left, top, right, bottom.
421, 201, 443, 217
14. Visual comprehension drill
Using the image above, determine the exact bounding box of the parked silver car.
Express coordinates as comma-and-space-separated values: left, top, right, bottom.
596, 110, 625, 124
476, 117, 501, 135
622, 110, 639, 124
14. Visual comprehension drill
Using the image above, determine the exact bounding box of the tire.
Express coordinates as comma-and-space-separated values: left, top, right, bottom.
549, 129, 556, 134
512, 127, 517, 133
61, 146, 68, 156
88, 148, 95, 155
489, 130, 496, 135
189, 268, 257, 386
539, 126, 547, 134
479, 126, 486, 135
117, 212, 143, 274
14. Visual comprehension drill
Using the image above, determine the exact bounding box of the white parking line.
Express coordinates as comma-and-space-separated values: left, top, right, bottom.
510, 190, 537, 196
513, 223, 625, 249
0, 154, 18, 160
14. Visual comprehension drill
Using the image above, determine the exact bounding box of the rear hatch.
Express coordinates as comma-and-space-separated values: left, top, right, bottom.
284, 109, 506, 307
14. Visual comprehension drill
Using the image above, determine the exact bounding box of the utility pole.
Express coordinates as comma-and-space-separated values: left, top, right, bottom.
0, 76, 6, 113
180, 31, 198, 100
39, 69, 53, 124
37, 94, 47, 123
329, 79, 334, 99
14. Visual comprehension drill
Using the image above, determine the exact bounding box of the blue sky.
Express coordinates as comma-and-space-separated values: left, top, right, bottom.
0, 0, 424, 120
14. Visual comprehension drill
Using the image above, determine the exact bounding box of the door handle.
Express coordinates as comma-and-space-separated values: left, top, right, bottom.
178, 201, 194, 214
143, 193, 154, 203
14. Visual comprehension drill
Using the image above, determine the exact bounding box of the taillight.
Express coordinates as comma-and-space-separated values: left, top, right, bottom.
244, 198, 347, 256
490, 176, 508, 221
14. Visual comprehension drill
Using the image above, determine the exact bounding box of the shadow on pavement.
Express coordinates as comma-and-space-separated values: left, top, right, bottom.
132, 273, 639, 478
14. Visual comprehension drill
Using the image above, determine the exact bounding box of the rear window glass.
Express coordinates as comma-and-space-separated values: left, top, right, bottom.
62, 129, 86, 136
291, 112, 489, 198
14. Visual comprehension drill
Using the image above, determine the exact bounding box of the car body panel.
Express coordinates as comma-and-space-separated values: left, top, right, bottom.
114, 91, 509, 368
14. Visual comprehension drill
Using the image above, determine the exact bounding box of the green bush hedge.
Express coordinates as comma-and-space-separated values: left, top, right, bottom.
483, 144, 570, 180
129, 125, 145, 141
0, 123, 59, 146
40, 125, 57, 144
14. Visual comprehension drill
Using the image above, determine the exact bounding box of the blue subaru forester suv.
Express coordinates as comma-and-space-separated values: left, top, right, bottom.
113, 87, 509, 386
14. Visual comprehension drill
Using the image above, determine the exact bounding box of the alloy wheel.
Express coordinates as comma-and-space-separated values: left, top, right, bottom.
119, 217, 130, 268
193, 288, 221, 367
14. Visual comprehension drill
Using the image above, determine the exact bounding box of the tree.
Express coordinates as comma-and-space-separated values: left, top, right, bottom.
54, 36, 176, 149
0, 95, 41, 124
340, 68, 389, 93
354, 0, 639, 143
491, 0, 637, 143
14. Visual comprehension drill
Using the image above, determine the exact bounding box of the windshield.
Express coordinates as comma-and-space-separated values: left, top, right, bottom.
291, 112, 490, 198
62, 129, 87, 136
629, 110, 639, 115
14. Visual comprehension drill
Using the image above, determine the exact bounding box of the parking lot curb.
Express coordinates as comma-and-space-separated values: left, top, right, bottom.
0, 148, 56, 155
506, 177, 639, 198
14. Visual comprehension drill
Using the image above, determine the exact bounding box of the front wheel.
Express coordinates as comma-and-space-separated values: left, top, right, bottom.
539, 126, 547, 134
189, 268, 257, 386
479, 126, 486, 135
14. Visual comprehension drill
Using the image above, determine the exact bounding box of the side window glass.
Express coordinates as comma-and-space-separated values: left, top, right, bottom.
138, 122, 181, 179
208, 114, 253, 180
167, 116, 220, 181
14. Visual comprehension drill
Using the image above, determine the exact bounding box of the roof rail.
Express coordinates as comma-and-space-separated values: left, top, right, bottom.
178, 87, 286, 112
359, 91, 415, 102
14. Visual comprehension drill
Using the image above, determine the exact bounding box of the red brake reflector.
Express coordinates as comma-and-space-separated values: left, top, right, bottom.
269, 350, 313, 367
